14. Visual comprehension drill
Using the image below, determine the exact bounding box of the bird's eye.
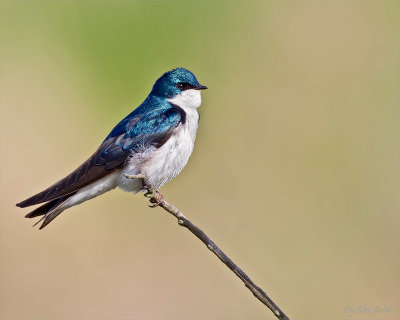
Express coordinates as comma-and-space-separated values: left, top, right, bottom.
176, 82, 195, 91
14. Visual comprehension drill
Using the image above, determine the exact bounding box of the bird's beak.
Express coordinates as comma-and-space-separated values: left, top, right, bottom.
195, 84, 208, 90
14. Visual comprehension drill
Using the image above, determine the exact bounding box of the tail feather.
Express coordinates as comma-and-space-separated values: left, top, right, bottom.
25, 196, 65, 218
25, 194, 74, 229
38, 209, 65, 230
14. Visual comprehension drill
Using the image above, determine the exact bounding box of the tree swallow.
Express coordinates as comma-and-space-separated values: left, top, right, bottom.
16, 68, 207, 229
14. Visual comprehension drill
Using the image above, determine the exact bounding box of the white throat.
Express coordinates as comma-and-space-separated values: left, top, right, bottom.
167, 89, 202, 109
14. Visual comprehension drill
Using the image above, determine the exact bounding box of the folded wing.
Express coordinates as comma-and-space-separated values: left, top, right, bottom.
17, 106, 183, 208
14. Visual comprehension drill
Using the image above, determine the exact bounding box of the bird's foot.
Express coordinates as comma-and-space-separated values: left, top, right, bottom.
143, 185, 155, 198
142, 186, 163, 207
148, 190, 164, 208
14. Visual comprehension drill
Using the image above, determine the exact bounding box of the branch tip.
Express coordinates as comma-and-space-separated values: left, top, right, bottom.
142, 187, 290, 320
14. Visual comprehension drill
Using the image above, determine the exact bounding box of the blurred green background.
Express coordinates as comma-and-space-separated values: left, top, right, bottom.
1, 1, 399, 319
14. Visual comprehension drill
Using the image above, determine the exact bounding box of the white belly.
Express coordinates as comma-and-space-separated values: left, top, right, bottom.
119, 106, 199, 191
143, 125, 195, 189
142, 105, 199, 189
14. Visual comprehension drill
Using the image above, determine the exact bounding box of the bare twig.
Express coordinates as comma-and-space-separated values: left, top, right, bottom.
144, 187, 291, 320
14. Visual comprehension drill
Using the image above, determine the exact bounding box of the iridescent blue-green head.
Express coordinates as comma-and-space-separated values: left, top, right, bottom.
151, 68, 207, 108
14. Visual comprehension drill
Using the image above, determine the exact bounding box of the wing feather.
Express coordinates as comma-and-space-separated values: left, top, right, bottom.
17, 106, 183, 208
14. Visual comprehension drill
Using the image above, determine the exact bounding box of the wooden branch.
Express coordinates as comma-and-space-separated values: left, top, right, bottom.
145, 188, 291, 320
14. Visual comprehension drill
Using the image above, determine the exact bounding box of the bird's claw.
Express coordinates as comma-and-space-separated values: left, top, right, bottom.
148, 198, 160, 208
147, 190, 163, 208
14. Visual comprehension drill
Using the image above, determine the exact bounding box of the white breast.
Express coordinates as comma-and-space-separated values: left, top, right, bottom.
142, 106, 199, 189
119, 89, 202, 192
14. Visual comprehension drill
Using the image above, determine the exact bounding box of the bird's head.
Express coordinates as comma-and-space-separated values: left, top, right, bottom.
151, 68, 207, 109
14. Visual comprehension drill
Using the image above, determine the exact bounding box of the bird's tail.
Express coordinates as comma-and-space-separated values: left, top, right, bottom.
25, 194, 74, 229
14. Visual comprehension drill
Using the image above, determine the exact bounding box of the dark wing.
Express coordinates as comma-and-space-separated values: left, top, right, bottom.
16, 107, 184, 208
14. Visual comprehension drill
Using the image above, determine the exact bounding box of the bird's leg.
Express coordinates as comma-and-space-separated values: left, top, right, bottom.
124, 172, 145, 179
148, 189, 164, 208
124, 172, 149, 191
144, 188, 153, 198
124, 173, 162, 207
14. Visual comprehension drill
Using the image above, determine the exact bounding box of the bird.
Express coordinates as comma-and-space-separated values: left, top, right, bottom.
16, 67, 208, 229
